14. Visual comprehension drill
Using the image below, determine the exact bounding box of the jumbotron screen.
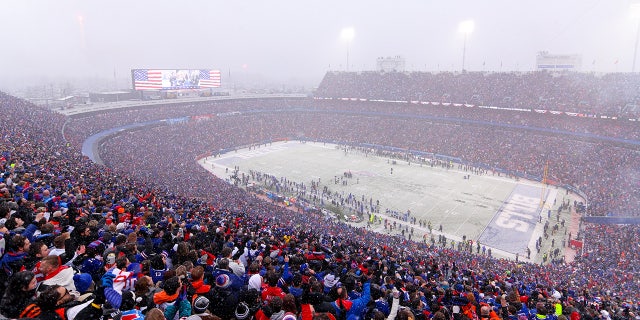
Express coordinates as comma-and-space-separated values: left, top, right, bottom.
131, 69, 221, 91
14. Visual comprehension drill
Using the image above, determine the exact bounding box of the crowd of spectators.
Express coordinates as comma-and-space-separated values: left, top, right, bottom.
0, 70, 638, 320
85, 108, 639, 218
315, 71, 640, 118
310, 100, 640, 141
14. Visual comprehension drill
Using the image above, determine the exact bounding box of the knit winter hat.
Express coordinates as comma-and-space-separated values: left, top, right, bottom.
193, 296, 210, 314
215, 274, 231, 289
235, 302, 250, 320
73, 273, 92, 293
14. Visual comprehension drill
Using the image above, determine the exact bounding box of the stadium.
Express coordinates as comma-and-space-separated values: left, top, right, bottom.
4, 1, 640, 317
0, 68, 638, 319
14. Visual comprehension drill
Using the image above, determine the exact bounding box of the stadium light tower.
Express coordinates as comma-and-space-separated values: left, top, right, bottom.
631, 2, 640, 72
459, 20, 475, 72
77, 14, 86, 49
341, 27, 356, 71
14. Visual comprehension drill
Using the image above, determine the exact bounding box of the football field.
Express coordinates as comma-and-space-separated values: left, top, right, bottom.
198, 141, 578, 263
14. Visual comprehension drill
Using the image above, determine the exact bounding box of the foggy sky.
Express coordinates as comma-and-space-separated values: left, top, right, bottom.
0, 0, 636, 91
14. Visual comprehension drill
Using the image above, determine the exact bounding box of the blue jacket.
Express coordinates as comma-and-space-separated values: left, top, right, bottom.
21, 222, 38, 243
212, 268, 244, 291
332, 281, 371, 320
0, 251, 27, 277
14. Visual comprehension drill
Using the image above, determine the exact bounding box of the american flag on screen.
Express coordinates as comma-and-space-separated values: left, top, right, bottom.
133, 69, 163, 90
198, 70, 221, 88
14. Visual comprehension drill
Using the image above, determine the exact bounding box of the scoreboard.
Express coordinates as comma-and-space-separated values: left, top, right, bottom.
536, 51, 582, 71
132, 69, 221, 91
376, 56, 406, 72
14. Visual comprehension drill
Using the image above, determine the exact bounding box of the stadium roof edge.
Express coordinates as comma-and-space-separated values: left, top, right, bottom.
54, 93, 308, 116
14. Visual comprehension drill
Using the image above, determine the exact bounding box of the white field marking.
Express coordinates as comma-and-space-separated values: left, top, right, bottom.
424, 187, 458, 215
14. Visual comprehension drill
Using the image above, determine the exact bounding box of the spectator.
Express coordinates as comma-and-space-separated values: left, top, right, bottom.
190, 265, 213, 300
133, 275, 159, 314
38, 255, 77, 293
0, 234, 31, 291
21, 284, 76, 320
49, 233, 69, 256
262, 269, 286, 303
24, 240, 50, 270
221, 246, 246, 277
191, 295, 220, 320
145, 307, 167, 320
0, 271, 37, 318
332, 276, 371, 320
153, 275, 191, 319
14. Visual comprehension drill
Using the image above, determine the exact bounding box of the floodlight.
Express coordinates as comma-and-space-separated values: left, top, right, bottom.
459, 20, 475, 35
341, 27, 355, 42
340, 27, 356, 71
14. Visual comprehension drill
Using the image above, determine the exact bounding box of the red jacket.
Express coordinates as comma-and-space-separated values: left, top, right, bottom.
191, 279, 211, 294
570, 310, 581, 320
261, 285, 285, 303
301, 304, 336, 320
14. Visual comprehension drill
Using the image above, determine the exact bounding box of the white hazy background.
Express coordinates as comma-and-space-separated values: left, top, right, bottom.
0, 0, 636, 91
